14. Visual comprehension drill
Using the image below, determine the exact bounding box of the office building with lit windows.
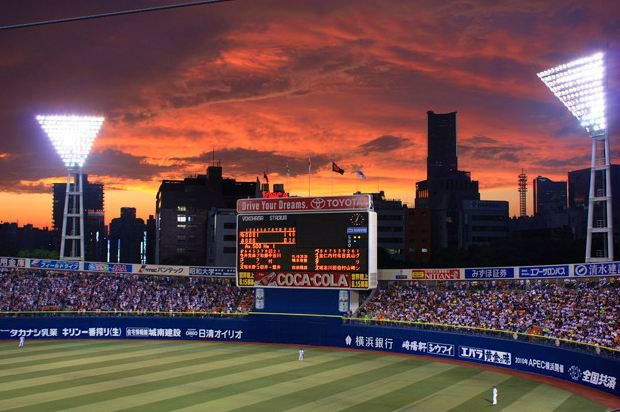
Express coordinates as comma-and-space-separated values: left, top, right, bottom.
155, 164, 259, 265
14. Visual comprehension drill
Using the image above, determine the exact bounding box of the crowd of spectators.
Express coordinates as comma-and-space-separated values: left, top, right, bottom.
358, 278, 620, 349
3, 268, 619, 350
0, 268, 253, 314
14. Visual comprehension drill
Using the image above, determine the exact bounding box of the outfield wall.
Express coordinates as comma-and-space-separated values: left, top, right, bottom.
0, 315, 617, 397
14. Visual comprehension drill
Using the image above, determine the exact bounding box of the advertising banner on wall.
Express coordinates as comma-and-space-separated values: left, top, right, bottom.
0, 257, 26, 268
573, 262, 620, 277
410, 268, 460, 280
4, 255, 620, 282
1, 315, 617, 396
30, 259, 80, 271
85, 262, 133, 273
189, 267, 236, 277
247, 271, 357, 289
464, 267, 515, 279
135, 264, 188, 276
519, 265, 570, 278
0, 318, 247, 343
341, 325, 618, 396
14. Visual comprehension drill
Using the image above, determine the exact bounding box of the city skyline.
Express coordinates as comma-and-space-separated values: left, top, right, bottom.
0, 0, 618, 227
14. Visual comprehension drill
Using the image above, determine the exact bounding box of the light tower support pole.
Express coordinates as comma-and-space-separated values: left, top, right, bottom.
60, 168, 85, 261
586, 130, 614, 262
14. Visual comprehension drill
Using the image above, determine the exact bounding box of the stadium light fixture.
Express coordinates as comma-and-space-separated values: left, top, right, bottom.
36, 115, 104, 169
537, 52, 613, 262
36, 114, 104, 261
537, 52, 606, 136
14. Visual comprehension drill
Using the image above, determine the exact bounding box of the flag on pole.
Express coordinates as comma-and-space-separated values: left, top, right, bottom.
308, 157, 312, 173
354, 170, 366, 180
263, 172, 269, 183
331, 162, 345, 175
285, 162, 290, 177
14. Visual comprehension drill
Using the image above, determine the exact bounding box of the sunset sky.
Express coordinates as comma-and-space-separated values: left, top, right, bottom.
0, 0, 618, 228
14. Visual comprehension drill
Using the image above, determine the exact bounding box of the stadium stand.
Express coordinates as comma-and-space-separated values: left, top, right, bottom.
0, 268, 253, 313
357, 278, 620, 349
2, 267, 619, 351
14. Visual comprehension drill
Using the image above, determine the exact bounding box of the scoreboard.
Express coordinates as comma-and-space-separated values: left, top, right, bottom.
236, 196, 377, 289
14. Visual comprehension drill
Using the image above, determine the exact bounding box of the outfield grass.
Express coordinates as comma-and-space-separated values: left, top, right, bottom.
0, 340, 608, 411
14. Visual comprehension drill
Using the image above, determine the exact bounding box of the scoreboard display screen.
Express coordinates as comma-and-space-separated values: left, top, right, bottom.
237, 211, 377, 289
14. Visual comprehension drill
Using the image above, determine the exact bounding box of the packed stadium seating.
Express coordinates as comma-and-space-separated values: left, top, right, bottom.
357, 278, 620, 349
2, 268, 619, 350
0, 268, 253, 313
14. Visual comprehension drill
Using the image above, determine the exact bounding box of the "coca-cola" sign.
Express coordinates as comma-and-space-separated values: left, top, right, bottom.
249, 271, 368, 289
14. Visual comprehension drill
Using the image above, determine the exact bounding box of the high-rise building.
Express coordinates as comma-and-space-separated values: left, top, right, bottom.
427, 111, 458, 180
533, 176, 567, 216
415, 111, 480, 251
108, 208, 145, 264
156, 163, 259, 265
52, 174, 106, 261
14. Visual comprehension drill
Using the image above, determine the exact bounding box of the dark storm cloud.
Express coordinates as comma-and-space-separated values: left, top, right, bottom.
87, 149, 175, 181
0, 0, 238, 124
465, 136, 499, 145
553, 124, 583, 139
161, 41, 371, 109
0, 150, 58, 193
0, 147, 173, 194
459, 136, 525, 163
121, 110, 156, 125
358, 135, 411, 155
141, 125, 210, 140
450, 55, 537, 82
288, 44, 363, 73
531, 154, 591, 170
0, 123, 65, 193
164, 75, 292, 109
173, 148, 331, 177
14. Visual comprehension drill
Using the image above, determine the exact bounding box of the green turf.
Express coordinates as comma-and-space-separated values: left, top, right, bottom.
0, 340, 609, 411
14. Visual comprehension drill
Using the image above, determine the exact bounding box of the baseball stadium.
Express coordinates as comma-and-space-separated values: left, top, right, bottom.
1, 3, 619, 411
1, 194, 619, 411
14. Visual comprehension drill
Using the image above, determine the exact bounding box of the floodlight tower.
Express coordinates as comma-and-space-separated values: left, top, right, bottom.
538, 52, 612, 262
37, 115, 104, 261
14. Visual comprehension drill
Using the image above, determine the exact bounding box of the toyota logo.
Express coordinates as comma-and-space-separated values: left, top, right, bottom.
311, 198, 326, 209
